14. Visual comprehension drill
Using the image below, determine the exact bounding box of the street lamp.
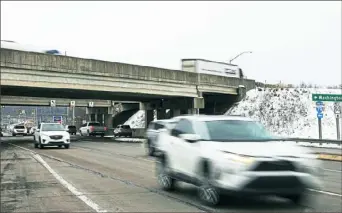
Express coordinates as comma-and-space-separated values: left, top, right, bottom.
229, 51, 253, 64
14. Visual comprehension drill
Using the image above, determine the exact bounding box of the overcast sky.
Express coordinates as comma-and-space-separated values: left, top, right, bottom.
1, 1, 341, 86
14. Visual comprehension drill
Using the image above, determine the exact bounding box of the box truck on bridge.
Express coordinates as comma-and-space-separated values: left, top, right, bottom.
181, 58, 244, 78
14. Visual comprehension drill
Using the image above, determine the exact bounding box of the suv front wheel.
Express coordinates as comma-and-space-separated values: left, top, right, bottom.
156, 155, 175, 191
198, 162, 220, 206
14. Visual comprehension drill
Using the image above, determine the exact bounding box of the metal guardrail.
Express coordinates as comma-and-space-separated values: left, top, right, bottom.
285, 138, 342, 145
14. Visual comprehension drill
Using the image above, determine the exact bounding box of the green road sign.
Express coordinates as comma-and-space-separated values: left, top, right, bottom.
312, 94, 342, 102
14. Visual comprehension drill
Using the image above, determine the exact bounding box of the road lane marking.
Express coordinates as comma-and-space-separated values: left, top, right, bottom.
32, 154, 108, 213
8, 142, 342, 198
308, 189, 342, 197
8, 143, 107, 213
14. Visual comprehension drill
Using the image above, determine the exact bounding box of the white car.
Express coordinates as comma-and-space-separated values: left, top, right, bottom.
146, 119, 176, 156
11, 125, 27, 136
156, 115, 322, 206
33, 123, 70, 149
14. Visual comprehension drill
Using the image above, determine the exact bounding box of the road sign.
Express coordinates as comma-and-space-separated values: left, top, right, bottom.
70, 101, 75, 107
312, 94, 342, 102
334, 102, 341, 114
316, 107, 323, 113
317, 112, 323, 119
316, 101, 324, 106
50, 100, 56, 107
53, 116, 62, 124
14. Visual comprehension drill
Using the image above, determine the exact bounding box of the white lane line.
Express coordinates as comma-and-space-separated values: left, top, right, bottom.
308, 189, 342, 197
33, 154, 108, 213
322, 168, 342, 173
9, 143, 107, 213
11, 143, 341, 199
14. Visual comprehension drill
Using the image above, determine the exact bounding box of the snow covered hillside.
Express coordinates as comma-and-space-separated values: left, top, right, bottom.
124, 87, 341, 140
227, 88, 341, 140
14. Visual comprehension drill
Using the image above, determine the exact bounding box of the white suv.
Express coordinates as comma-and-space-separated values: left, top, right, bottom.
156, 115, 322, 206
33, 123, 71, 149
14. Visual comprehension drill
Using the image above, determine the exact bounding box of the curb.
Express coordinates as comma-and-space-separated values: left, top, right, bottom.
317, 153, 342, 162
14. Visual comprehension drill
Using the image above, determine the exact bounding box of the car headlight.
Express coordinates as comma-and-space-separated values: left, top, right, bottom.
222, 152, 255, 165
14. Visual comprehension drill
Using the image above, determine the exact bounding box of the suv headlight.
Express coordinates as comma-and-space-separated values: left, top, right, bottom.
222, 151, 255, 165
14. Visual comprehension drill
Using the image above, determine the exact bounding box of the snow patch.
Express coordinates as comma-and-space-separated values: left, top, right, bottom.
227, 88, 341, 140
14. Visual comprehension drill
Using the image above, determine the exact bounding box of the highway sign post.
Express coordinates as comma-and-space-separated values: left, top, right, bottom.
334, 102, 341, 140
316, 111, 323, 140
313, 94, 342, 140
70, 101, 76, 125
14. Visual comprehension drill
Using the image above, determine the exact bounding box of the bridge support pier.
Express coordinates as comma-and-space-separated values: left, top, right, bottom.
140, 102, 154, 128
104, 114, 113, 128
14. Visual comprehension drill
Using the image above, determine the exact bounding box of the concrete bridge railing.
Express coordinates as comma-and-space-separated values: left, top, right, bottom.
1, 48, 255, 91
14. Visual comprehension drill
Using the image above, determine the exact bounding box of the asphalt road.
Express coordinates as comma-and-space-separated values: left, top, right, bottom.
1, 137, 341, 212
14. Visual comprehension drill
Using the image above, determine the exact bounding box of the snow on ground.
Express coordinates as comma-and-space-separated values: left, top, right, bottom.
227, 88, 341, 140
124, 110, 145, 128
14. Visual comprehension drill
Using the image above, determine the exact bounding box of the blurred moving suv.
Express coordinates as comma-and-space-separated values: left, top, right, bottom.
11, 125, 27, 136
155, 115, 322, 206
33, 123, 70, 149
146, 119, 176, 156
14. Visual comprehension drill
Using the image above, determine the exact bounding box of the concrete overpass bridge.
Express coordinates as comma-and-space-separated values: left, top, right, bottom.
0, 48, 256, 127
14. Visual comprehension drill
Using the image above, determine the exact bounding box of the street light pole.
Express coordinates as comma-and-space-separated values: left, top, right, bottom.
229, 51, 253, 64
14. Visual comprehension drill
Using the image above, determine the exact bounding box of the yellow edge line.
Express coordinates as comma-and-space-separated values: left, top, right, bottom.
317, 154, 342, 161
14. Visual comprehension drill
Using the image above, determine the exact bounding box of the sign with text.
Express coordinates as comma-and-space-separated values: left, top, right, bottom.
53, 116, 62, 124
312, 94, 342, 102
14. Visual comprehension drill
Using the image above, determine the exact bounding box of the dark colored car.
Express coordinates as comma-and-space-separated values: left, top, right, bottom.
114, 125, 132, 137
65, 125, 77, 135
0, 127, 3, 137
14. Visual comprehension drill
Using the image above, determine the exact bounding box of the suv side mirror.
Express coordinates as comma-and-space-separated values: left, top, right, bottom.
179, 134, 200, 143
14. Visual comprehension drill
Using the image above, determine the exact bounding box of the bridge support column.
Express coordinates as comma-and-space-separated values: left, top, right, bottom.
145, 110, 154, 128
104, 114, 113, 128
140, 102, 154, 128
157, 109, 166, 120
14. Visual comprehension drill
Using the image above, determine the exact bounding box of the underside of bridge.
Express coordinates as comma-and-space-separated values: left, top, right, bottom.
200, 92, 240, 115
0, 85, 174, 102
1, 85, 244, 128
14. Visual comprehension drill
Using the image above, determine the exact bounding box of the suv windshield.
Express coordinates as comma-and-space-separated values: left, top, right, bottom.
41, 124, 65, 131
203, 120, 275, 141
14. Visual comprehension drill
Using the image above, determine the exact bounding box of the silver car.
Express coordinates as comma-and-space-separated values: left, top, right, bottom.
146, 119, 176, 156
